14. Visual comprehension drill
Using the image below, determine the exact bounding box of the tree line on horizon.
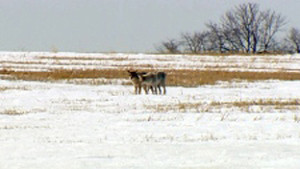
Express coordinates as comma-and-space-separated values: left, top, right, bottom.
156, 3, 300, 54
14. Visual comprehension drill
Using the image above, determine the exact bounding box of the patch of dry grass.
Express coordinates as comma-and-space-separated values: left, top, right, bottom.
231, 99, 299, 107
294, 114, 300, 123
0, 86, 29, 91
37, 56, 129, 61
2, 68, 300, 87
146, 99, 300, 113
0, 109, 28, 115
0, 69, 126, 81
0, 87, 12, 91
63, 78, 131, 85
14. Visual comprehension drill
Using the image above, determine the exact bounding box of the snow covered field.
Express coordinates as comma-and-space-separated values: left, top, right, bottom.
1, 52, 300, 72
1, 52, 300, 169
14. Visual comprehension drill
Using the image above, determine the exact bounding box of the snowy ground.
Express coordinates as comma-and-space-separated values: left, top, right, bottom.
1, 78, 300, 169
1, 51, 300, 72
1, 52, 300, 169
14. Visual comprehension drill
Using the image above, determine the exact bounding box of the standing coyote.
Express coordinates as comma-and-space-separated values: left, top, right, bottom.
140, 72, 157, 94
127, 70, 145, 94
155, 71, 167, 94
128, 70, 166, 95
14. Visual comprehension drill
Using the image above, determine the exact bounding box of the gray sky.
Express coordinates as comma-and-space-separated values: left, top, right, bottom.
0, 0, 299, 53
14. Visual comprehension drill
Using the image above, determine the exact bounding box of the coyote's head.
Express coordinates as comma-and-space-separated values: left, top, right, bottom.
127, 70, 139, 80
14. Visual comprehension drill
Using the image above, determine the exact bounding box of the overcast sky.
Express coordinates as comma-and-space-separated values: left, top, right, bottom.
0, 0, 299, 53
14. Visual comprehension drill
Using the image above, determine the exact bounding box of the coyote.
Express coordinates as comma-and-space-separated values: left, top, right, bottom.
140, 72, 157, 94
127, 70, 146, 94
128, 70, 167, 95
141, 71, 166, 95
155, 71, 167, 94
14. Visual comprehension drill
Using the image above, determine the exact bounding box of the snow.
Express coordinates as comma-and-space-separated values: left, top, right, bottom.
1, 52, 300, 169
1, 79, 300, 169
1, 52, 300, 72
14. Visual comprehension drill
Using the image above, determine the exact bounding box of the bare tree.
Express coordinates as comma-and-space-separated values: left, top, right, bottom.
181, 31, 209, 54
156, 39, 181, 54
218, 3, 286, 53
156, 2, 288, 54
259, 10, 286, 52
206, 22, 228, 53
221, 3, 262, 53
181, 32, 200, 54
285, 28, 300, 53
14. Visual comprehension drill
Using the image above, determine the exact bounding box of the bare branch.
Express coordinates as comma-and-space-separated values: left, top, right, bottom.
156, 39, 181, 54
285, 28, 300, 53
259, 10, 286, 52
181, 32, 209, 54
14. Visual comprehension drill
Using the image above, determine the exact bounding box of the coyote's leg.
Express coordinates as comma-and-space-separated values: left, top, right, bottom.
161, 81, 166, 95
138, 85, 142, 94
143, 85, 148, 94
157, 85, 162, 94
149, 86, 154, 94
163, 85, 166, 94
153, 85, 158, 94
134, 85, 138, 94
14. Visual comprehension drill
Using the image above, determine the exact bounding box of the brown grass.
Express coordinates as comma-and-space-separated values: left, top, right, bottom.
0, 109, 28, 116
146, 99, 300, 113
38, 56, 128, 61
0, 86, 28, 91
154, 51, 288, 56
294, 114, 300, 123
0, 69, 126, 81
2, 68, 300, 86
230, 99, 299, 107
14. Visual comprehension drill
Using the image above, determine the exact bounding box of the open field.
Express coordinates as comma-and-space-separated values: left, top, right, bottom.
2, 52, 300, 86
1, 52, 300, 169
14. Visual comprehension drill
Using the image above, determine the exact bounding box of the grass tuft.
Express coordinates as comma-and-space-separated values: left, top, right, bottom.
1, 109, 28, 116
145, 99, 300, 113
